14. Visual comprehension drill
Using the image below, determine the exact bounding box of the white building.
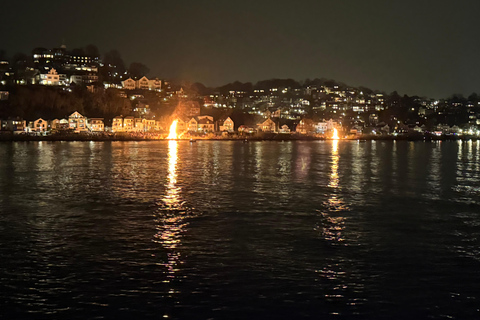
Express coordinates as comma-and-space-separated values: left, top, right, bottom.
68, 111, 88, 132
148, 78, 162, 91
122, 78, 136, 90
32, 118, 48, 132
39, 68, 60, 86
88, 118, 104, 132
136, 76, 149, 90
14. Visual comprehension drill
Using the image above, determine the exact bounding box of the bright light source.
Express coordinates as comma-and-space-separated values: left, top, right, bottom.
167, 120, 178, 139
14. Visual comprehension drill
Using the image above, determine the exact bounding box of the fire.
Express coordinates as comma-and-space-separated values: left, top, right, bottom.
332, 128, 340, 140
167, 120, 178, 139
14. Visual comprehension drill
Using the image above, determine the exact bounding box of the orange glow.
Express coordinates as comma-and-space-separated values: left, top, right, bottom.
332, 128, 340, 140
167, 120, 178, 139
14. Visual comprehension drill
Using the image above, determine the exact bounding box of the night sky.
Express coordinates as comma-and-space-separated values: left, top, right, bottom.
2, 0, 480, 98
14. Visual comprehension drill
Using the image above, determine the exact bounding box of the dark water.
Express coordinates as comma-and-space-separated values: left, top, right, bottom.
1, 140, 479, 319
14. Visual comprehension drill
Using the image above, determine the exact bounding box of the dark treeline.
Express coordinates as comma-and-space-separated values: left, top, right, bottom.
0, 86, 131, 123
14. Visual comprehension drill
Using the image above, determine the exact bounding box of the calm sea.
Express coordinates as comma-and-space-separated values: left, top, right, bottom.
0, 140, 479, 319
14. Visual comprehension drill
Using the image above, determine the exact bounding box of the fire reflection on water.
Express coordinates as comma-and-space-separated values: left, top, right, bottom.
154, 140, 187, 288
321, 139, 348, 243
317, 140, 356, 313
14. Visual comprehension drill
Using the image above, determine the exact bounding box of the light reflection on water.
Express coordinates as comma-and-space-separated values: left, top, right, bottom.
321, 140, 347, 244
154, 140, 186, 288
1, 140, 480, 319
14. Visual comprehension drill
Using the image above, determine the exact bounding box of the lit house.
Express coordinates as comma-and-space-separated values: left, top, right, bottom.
49, 119, 60, 131
218, 117, 234, 132
123, 116, 134, 132
2, 118, 26, 132
70, 75, 83, 84
134, 118, 144, 132
296, 119, 315, 134
112, 116, 124, 132
88, 118, 104, 132
279, 124, 291, 133
238, 125, 254, 133
143, 119, 156, 131
122, 78, 136, 90
188, 117, 198, 132
39, 68, 60, 86
257, 118, 276, 133
315, 122, 328, 133
198, 116, 215, 133
176, 118, 188, 133
136, 76, 149, 90
68, 111, 88, 132
149, 78, 162, 91
33, 118, 48, 132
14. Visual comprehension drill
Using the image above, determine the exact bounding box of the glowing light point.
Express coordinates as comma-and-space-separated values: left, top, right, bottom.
167, 120, 178, 139
332, 128, 340, 140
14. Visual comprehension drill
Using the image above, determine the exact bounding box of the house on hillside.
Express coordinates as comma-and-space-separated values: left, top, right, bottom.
148, 78, 162, 91
122, 78, 136, 90
136, 76, 149, 90
38, 68, 60, 86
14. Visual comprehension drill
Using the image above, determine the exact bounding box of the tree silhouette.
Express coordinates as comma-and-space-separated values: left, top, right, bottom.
127, 62, 149, 79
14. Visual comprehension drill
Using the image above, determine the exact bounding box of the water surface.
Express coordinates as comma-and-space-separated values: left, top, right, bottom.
0, 140, 479, 319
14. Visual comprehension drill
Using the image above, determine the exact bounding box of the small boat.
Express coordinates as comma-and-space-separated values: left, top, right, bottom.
243, 139, 248, 143
190, 139, 197, 143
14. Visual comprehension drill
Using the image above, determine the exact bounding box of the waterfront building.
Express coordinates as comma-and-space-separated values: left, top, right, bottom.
68, 111, 88, 132
88, 118, 105, 132
142, 119, 156, 131
112, 116, 124, 132
1, 118, 26, 132
238, 125, 255, 133
296, 119, 315, 134
257, 118, 277, 133
218, 117, 234, 132
279, 124, 291, 133
198, 117, 215, 133
175, 118, 188, 133
32, 118, 48, 132
123, 116, 134, 132
188, 117, 198, 132
133, 118, 144, 132
315, 121, 328, 133
49, 119, 60, 131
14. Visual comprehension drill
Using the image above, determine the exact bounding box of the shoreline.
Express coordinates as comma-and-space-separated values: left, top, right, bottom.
0, 132, 478, 142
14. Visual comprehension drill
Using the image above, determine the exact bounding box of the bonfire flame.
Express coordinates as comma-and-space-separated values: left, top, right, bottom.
167, 120, 178, 139
332, 128, 340, 140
